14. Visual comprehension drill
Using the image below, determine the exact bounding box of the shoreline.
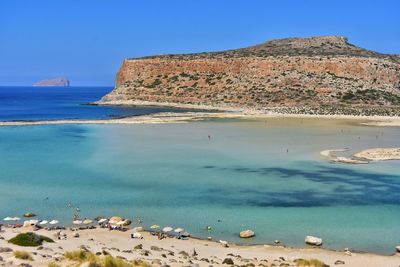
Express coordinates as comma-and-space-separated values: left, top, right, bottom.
0, 226, 399, 266
1, 108, 400, 127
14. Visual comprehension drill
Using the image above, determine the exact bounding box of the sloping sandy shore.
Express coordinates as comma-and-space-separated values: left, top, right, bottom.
321, 148, 400, 164
0, 227, 399, 267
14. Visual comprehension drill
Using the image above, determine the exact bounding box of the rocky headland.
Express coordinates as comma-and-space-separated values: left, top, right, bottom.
98, 36, 400, 116
33, 77, 70, 87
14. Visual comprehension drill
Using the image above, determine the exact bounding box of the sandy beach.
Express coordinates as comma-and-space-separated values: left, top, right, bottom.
1, 107, 400, 127
0, 226, 399, 267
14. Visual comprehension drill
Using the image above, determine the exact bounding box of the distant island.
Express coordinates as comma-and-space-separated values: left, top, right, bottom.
98, 36, 400, 116
33, 77, 70, 87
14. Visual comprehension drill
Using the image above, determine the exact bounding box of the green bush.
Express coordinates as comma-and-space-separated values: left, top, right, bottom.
9, 232, 54, 247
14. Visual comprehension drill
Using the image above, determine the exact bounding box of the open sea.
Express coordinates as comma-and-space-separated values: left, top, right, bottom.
0, 86, 399, 254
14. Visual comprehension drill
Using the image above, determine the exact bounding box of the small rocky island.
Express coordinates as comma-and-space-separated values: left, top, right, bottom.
33, 77, 70, 87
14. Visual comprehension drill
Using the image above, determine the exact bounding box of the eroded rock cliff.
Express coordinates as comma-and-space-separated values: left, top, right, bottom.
99, 36, 400, 114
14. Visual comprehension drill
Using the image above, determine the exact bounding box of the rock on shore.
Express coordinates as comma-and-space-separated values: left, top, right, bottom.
239, 229, 255, 238
305, 235, 323, 246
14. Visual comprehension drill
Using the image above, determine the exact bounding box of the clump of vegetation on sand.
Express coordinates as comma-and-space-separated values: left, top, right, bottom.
64, 249, 151, 267
294, 258, 329, 267
9, 232, 54, 247
13, 250, 33, 261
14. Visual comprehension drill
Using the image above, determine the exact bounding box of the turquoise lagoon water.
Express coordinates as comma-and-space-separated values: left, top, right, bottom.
0, 117, 399, 254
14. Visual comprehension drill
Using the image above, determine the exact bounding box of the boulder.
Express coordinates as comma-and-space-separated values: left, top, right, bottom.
305, 235, 323, 246
239, 229, 255, 238
23, 220, 39, 228
396, 246, 400, 253
219, 240, 229, 247
73, 232, 80, 238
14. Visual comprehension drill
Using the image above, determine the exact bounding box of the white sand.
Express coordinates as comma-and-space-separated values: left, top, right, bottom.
1, 109, 400, 127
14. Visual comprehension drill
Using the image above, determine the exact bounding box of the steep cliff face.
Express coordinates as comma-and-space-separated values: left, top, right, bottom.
100, 36, 400, 112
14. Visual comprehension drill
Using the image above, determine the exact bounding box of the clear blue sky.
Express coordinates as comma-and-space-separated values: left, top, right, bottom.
1, 0, 399, 86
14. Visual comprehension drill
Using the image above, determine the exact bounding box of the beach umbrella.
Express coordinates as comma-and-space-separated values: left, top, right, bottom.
116, 221, 126, 226
174, 228, 184, 233
98, 218, 108, 224
39, 220, 48, 225
83, 219, 93, 225
49, 220, 59, 225
4, 217, 20, 221
150, 224, 160, 229
162, 226, 173, 232
109, 216, 123, 224
73, 220, 83, 225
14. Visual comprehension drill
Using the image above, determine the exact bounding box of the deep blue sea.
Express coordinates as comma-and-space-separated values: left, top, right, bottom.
0, 86, 190, 121
0, 86, 399, 255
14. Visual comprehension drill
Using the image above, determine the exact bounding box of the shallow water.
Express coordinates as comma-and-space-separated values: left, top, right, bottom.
0, 118, 399, 254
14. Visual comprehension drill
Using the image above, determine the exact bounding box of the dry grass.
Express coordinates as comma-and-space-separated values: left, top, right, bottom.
64, 250, 151, 267
47, 262, 61, 267
64, 250, 96, 262
295, 258, 328, 267
13, 250, 33, 261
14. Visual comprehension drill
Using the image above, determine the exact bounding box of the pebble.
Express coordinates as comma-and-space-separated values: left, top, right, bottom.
134, 244, 143, 250
335, 260, 345, 265
151, 245, 162, 251
0, 247, 12, 253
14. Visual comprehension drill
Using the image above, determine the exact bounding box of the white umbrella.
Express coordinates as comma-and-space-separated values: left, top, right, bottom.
39, 220, 48, 225
73, 220, 83, 225
49, 220, 59, 225
4, 217, 20, 221
174, 228, 184, 233
98, 218, 108, 224
162, 226, 173, 232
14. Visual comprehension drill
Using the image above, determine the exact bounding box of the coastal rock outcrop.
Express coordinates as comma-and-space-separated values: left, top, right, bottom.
305, 235, 323, 246
99, 36, 400, 115
34, 77, 70, 87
